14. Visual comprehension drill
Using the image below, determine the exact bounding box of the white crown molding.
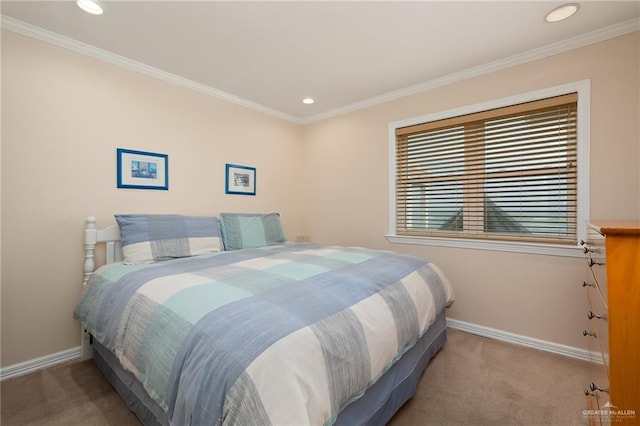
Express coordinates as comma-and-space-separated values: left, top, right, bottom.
0, 15, 301, 124
0, 347, 81, 381
2, 15, 638, 125
447, 318, 608, 365
300, 17, 640, 124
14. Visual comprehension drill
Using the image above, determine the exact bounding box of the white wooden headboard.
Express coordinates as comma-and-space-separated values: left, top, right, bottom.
83, 216, 123, 286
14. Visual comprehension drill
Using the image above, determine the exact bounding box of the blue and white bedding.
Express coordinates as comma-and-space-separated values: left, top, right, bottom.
75, 243, 454, 426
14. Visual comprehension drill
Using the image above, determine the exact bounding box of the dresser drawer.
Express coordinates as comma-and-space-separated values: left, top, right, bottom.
585, 221, 640, 425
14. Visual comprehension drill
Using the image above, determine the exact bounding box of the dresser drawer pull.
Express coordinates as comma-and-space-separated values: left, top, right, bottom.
588, 258, 605, 267
580, 241, 594, 253
587, 311, 607, 320
589, 382, 609, 394
582, 330, 597, 338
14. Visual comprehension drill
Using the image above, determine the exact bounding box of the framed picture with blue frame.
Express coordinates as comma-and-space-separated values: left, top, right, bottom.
117, 148, 168, 190
225, 163, 256, 196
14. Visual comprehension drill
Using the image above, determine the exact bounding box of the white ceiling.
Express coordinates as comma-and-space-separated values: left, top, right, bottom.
2, 1, 639, 123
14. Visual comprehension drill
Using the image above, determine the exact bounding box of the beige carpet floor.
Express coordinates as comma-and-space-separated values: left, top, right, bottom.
1, 329, 597, 425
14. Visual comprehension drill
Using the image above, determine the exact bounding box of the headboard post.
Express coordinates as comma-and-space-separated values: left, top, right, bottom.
83, 216, 98, 287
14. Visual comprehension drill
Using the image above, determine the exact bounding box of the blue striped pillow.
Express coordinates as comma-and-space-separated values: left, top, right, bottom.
219, 213, 287, 250
115, 214, 222, 264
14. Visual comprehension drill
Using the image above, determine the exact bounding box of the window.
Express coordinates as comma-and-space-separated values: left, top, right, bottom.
389, 82, 589, 256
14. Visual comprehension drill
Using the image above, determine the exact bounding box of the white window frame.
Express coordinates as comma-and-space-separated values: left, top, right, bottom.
387, 80, 590, 258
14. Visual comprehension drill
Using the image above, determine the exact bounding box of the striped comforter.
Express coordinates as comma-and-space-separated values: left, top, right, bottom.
75, 243, 454, 426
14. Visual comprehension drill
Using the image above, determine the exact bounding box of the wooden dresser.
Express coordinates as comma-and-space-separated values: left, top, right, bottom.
584, 221, 639, 425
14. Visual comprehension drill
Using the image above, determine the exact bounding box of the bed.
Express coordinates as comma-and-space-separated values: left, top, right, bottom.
75, 213, 454, 426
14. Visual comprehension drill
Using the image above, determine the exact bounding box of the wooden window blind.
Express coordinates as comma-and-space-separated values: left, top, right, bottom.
395, 93, 578, 244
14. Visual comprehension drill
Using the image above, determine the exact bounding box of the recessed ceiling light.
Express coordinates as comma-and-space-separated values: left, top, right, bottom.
302, 97, 315, 105
545, 3, 580, 23
77, 0, 104, 15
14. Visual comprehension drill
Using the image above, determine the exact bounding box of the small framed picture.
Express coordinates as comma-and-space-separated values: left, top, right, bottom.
225, 163, 256, 195
117, 148, 168, 190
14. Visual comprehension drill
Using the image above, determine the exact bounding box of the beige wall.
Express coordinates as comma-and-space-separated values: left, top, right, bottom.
1, 30, 304, 367
301, 32, 640, 350
1, 29, 638, 368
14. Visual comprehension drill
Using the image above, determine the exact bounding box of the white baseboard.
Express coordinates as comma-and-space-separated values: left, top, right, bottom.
1, 346, 81, 381
0, 320, 605, 381
447, 318, 607, 364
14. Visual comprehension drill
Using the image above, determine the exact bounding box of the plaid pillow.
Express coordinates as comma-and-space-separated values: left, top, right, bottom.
115, 214, 222, 264
219, 212, 287, 250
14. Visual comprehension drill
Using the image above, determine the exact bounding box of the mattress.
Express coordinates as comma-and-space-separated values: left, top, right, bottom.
93, 311, 448, 426
76, 243, 454, 425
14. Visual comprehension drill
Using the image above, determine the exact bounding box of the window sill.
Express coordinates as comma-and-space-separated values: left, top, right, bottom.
385, 234, 585, 258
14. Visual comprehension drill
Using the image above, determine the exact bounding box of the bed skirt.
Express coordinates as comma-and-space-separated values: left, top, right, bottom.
92, 311, 448, 426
